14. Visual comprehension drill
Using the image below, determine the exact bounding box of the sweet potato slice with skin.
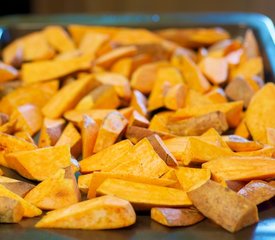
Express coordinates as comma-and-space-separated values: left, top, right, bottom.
199, 57, 228, 84
14, 131, 35, 145
0, 184, 42, 218
111, 57, 132, 78
0, 196, 24, 223
129, 110, 149, 128
87, 171, 176, 199
235, 117, 250, 139
164, 83, 187, 110
187, 180, 258, 232
75, 85, 120, 111
110, 138, 169, 178
125, 126, 174, 144
222, 135, 263, 152
149, 111, 173, 133
172, 101, 243, 128
0, 62, 18, 83
175, 167, 211, 191
148, 66, 184, 111
38, 118, 65, 147
130, 90, 148, 117
2, 41, 23, 67
238, 180, 275, 205
151, 207, 204, 227
81, 115, 99, 158
55, 123, 82, 159
11, 104, 43, 136
22, 54, 94, 84
243, 29, 260, 59
96, 178, 192, 210
24, 169, 80, 210
0, 132, 36, 167
235, 145, 274, 157
5, 145, 71, 181
0, 118, 17, 135
167, 111, 228, 136
96, 46, 137, 69
36, 195, 135, 230
93, 111, 128, 153
225, 77, 256, 108
0, 176, 34, 197
246, 83, 275, 144
0, 80, 59, 115
42, 75, 99, 119
79, 140, 133, 173
146, 134, 178, 167
206, 87, 227, 104
202, 156, 275, 181
163, 137, 189, 161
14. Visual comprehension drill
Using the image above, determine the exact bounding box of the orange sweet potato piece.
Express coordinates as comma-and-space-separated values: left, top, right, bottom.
75, 85, 120, 111
146, 134, 178, 167
42, 75, 98, 118
202, 156, 275, 181
130, 61, 169, 94
172, 101, 243, 128
55, 123, 82, 158
129, 110, 149, 128
243, 29, 259, 59
0, 184, 42, 218
175, 56, 211, 93
0, 118, 17, 135
110, 138, 169, 178
0, 62, 18, 83
87, 171, 176, 199
0, 196, 24, 223
0, 80, 59, 114
43, 26, 75, 53
185, 89, 212, 107
266, 127, 275, 146
235, 117, 250, 139
96, 46, 137, 69
35, 195, 136, 230
11, 104, 43, 136
0, 113, 9, 126
199, 57, 228, 84
2, 41, 23, 67
235, 145, 275, 158
22, 54, 93, 84
0, 176, 34, 197
175, 167, 211, 191
151, 207, 204, 227
164, 83, 187, 110
167, 111, 228, 136
130, 90, 148, 116
156, 28, 230, 48
238, 180, 275, 205
97, 178, 191, 210
187, 180, 258, 232
206, 87, 227, 103
24, 168, 80, 210
163, 137, 189, 161
38, 118, 65, 147
81, 115, 99, 158
93, 111, 128, 153
79, 140, 133, 173
111, 57, 132, 78
246, 83, 275, 143
14, 131, 35, 145
94, 72, 131, 100
149, 111, 173, 133
5, 145, 71, 181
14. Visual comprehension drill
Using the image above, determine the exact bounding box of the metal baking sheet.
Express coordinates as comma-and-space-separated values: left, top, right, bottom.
0, 13, 274, 240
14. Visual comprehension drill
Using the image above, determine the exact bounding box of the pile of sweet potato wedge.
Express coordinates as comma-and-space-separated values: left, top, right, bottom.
0, 25, 274, 233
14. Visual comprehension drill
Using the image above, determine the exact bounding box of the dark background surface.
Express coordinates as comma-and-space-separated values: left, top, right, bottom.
0, 0, 274, 22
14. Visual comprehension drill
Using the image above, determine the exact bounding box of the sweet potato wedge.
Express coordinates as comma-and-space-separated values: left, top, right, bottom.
0, 62, 18, 83
129, 110, 149, 128
42, 75, 99, 118
164, 83, 187, 110
151, 207, 204, 227
163, 137, 189, 161
202, 156, 275, 181
130, 90, 148, 116
24, 169, 80, 210
93, 111, 128, 153
5, 145, 71, 181
238, 180, 275, 205
187, 180, 258, 232
96, 178, 192, 210
206, 87, 227, 103
55, 123, 82, 158
87, 171, 176, 199
79, 139, 133, 173
0, 176, 34, 197
167, 111, 228, 136
0, 196, 24, 223
0, 184, 42, 218
36, 195, 135, 230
